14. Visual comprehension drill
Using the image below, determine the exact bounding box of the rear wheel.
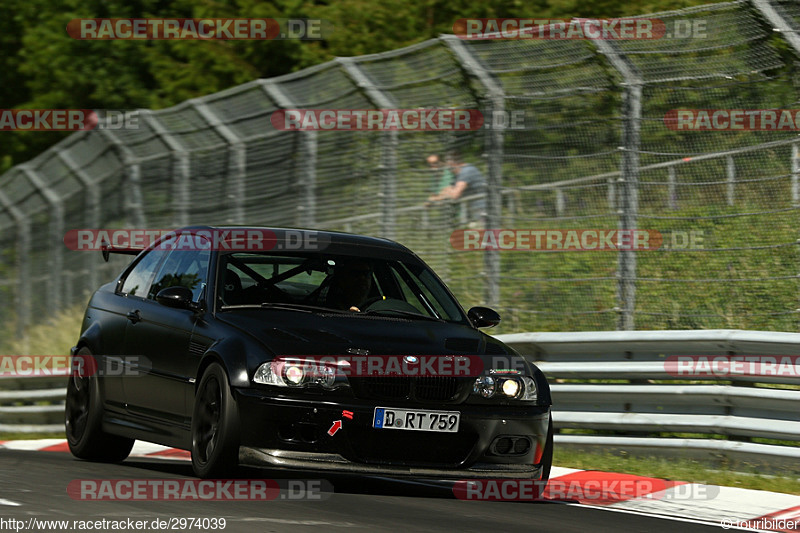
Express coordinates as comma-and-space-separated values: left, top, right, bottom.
191, 363, 240, 478
65, 347, 134, 462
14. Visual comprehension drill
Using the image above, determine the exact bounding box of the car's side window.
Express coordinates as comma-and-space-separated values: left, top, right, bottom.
148, 247, 210, 302
119, 249, 170, 297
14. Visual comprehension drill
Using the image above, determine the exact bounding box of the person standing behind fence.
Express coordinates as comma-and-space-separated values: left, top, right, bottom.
428, 150, 487, 228
426, 154, 454, 198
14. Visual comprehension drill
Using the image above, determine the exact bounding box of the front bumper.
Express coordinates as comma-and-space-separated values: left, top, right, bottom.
234, 387, 550, 479
239, 448, 545, 479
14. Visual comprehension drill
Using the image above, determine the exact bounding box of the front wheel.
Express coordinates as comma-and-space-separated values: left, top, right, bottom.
191, 363, 240, 478
65, 347, 134, 462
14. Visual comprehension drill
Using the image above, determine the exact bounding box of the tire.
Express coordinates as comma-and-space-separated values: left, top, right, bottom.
65, 347, 134, 462
538, 414, 554, 486
191, 363, 240, 478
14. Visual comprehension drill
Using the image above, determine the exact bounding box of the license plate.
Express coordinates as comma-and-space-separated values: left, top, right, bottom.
372, 407, 460, 433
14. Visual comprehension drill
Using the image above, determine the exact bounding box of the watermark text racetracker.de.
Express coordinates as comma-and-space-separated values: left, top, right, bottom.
0, 110, 139, 131
64, 228, 327, 252
68, 479, 330, 501
268, 355, 484, 379
271, 109, 529, 131
665, 355, 800, 378
271, 109, 484, 131
67, 18, 333, 40
664, 109, 800, 131
0, 355, 147, 378
450, 229, 707, 251
453, 18, 708, 40
453, 477, 719, 502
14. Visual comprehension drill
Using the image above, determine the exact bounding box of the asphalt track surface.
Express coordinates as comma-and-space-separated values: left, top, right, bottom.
0, 450, 726, 532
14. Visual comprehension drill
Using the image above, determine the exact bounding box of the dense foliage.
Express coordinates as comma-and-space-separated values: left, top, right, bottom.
0, 0, 726, 173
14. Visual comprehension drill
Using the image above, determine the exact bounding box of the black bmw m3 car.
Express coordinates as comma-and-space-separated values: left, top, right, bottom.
66, 227, 553, 481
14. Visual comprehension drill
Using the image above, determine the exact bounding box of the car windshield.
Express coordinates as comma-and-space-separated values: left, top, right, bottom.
216, 251, 467, 323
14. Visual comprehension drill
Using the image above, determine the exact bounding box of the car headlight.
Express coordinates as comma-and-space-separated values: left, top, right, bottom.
254, 359, 348, 390
502, 378, 520, 397
473, 376, 496, 398
472, 375, 537, 402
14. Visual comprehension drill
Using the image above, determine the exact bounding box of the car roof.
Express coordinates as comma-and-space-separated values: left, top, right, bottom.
180, 225, 415, 255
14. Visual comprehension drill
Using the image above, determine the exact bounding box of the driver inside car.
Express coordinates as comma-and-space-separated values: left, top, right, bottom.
324, 259, 375, 312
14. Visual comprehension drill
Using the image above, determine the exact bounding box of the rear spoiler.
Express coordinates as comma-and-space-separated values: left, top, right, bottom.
101, 241, 143, 262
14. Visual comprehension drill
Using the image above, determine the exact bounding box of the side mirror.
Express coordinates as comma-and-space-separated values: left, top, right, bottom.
468, 306, 501, 328
156, 286, 195, 309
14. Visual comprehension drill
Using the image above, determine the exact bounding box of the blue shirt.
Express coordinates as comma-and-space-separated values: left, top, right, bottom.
456, 164, 487, 217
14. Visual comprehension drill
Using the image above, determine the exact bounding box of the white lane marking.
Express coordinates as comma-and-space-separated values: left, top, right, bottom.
0, 439, 66, 451
564, 501, 765, 531
130, 442, 176, 455
239, 518, 359, 526
0, 498, 21, 506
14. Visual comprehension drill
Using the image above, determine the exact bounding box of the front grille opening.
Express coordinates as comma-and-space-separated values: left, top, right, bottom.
353, 376, 465, 402
348, 428, 478, 467
414, 376, 460, 401
278, 422, 319, 444
361, 377, 411, 400
490, 436, 531, 456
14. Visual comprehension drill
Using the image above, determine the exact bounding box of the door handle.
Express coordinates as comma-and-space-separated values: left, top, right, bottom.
126, 309, 142, 324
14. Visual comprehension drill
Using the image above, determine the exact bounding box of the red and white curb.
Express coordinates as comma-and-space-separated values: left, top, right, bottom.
544, 466, 800, 532
2, 440, 799, 531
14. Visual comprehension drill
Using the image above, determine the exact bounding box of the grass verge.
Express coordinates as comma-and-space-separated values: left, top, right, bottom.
0, 305, 83, 355
555, 448, 800, 495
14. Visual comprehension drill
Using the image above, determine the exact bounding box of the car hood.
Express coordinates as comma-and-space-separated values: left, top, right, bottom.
216, 308, 513, 360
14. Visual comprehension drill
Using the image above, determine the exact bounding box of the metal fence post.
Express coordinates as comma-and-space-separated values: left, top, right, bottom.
261, 81, 318, 228
338, 57, 398, 240
607, 177, 616, 211
792, 143, 799, 207
99, 129, 146, 227
617, 87, 642, 331
667, 165, 678, 210
727, 155, 736, 206
56, 145, 101, 294
555, 189, 565, 217
442, 36, 505, 308
20, 167, 64, 314
191, 98, 248, 224
0, 191, 30, 338
753, 0, 800, 343
794, 144, 800, 331
141, 110, 191, 227
594, 35, 642, 331
752, 0, 800, 54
